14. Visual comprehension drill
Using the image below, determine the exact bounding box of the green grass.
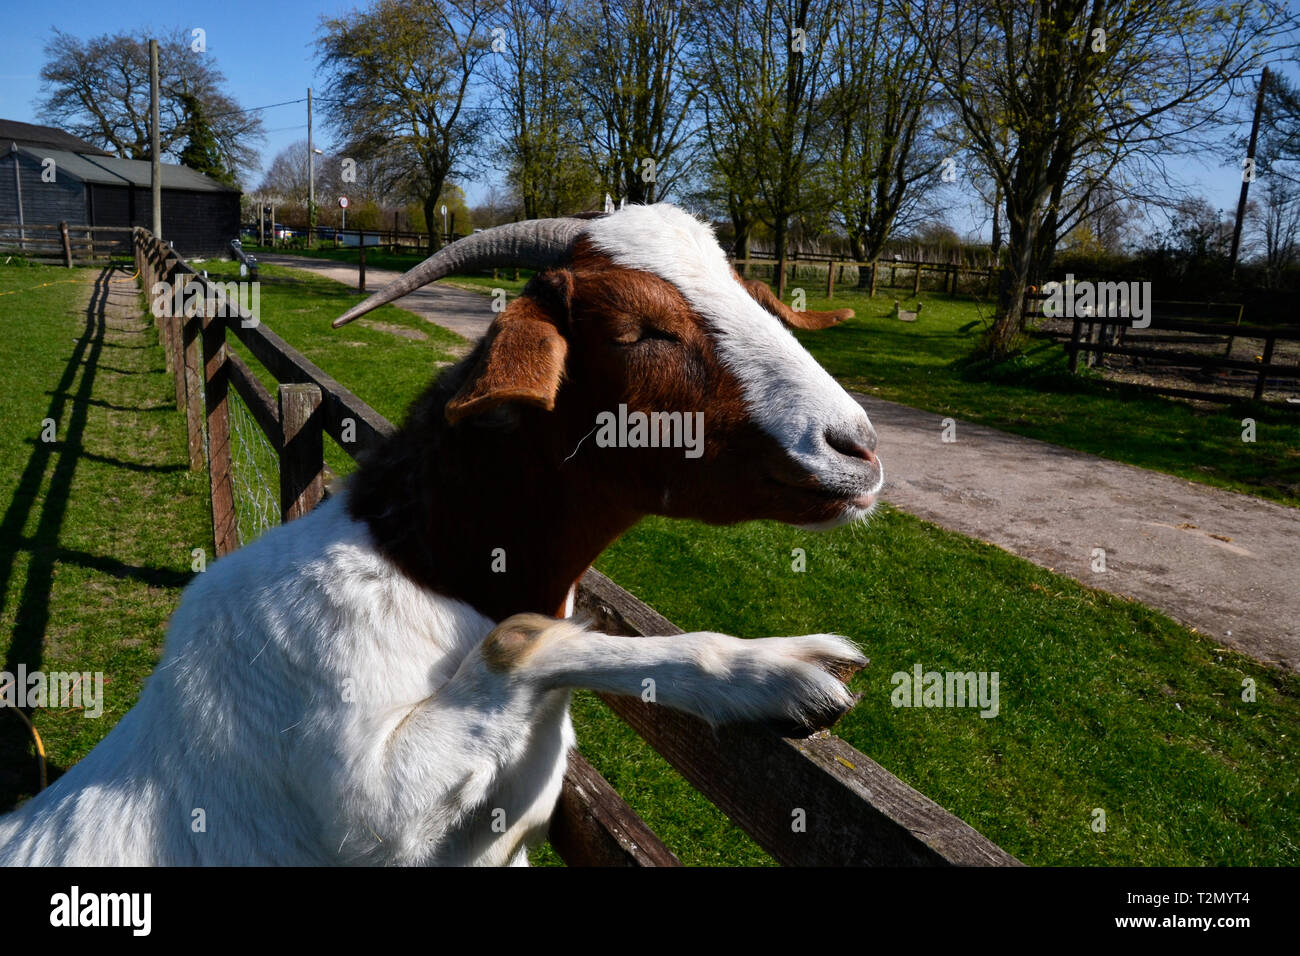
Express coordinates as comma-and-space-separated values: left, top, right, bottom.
589, 511, 1299, 865
0, 262, 211, 808
195, 260, 1299, 866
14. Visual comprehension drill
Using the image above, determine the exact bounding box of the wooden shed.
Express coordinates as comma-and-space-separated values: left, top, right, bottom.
1, 119, 240, 258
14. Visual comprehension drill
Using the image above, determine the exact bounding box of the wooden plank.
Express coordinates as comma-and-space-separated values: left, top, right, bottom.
201, 311, 239, 557
1068, 316, 1083, 373
575, 569, 1021, 867
548, 751, 682, 867
181, 313, 205, 471
1255, 335, 1276, 401
169, 310, 186, 412
1073, 341, 1299, 376
278, 383, 324, 523
227, 352, 281, 446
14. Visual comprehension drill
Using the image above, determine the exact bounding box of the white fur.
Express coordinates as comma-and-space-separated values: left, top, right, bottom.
583, 205, 883, 512
0, 489, 864, 866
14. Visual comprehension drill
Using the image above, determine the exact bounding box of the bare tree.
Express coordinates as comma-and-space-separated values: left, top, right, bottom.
694, 0, 847, 267
37, 27, 263, 181
318, 0, 495, 252
489, 0, 594, 217
572, 0, 700, 204
1253, 177, 1300, 284
907, 0, 1297, 358
819, 0, 946, 285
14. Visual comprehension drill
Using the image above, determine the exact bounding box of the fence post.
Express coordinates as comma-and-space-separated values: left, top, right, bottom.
1068, 316, 1083, 373
777, 257, 787, 301
825, 259, 835, 299
201, 305, 239, 557
278, 383, 325, 523
181, 311, 205, 472
60, 221, 72, 268
358, 232, 366, 292
160, 257, 178, 380
869, 262, 878, 297
1254, 335, 1275, 401
913, 262, 923, 296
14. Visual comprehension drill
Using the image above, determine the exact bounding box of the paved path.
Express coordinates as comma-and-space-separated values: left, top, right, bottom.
262, 254, 1300, 671
857, 395, 1299, 671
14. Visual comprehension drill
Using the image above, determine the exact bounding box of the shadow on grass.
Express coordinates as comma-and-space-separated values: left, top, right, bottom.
0, 266, 192, 810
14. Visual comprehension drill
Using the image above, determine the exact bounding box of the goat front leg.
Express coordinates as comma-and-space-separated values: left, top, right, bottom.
489, 612, 867, 736
363, 613, 864, 865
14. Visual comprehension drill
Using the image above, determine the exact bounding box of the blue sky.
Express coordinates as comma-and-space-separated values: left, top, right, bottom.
0, 0, 1294, 241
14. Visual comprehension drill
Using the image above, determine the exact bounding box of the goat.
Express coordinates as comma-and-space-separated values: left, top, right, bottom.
0, 204, 883, 866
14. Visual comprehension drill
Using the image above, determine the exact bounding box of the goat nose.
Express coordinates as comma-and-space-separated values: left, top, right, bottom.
825, 424, 878, 465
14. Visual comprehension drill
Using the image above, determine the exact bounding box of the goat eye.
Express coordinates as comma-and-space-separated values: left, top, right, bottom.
635, 326, 679, 345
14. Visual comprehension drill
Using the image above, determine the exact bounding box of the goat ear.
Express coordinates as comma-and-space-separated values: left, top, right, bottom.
445, 282, 570, 425
737, 274, 854, 329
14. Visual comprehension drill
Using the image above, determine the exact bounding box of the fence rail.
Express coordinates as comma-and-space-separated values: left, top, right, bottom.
1023, 291, 1300, 403
134, 225, 1020, 867
732, 255, 996, 301
0, 222, 132, 265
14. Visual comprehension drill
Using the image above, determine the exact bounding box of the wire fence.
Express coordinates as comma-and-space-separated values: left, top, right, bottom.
227, 391, 280, 547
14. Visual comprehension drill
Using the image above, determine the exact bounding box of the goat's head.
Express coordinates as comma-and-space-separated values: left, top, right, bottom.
334, 204, 882, 530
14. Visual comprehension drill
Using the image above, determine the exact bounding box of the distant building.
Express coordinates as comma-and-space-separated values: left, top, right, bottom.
0, 119, 240, 257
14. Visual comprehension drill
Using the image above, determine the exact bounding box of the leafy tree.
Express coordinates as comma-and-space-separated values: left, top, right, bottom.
177, 92, 233, 184
318, 0, 495, 252
37, 27, 263, 182
907, 0, 1297, 358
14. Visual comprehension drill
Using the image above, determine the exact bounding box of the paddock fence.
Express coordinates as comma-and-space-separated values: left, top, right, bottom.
732, 255, 997, 302
1025, 291, 1300, 404
0, 222, 132, 265
134, 226, 1021, 867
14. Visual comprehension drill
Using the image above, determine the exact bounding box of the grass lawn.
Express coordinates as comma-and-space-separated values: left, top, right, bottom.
193, 258, 1300, 866
0, 262, 211, 809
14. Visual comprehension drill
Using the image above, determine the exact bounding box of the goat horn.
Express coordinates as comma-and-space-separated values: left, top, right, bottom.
332, 218, 588, 328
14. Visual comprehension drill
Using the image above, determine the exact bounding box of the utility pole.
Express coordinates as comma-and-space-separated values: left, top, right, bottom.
1229, 66, 1269, 278
150, 39, 162, 239
307, 87, 315, 248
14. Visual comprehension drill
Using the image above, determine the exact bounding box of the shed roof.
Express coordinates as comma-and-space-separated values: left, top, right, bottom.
0, 119, 111, 156
10, 144, 238, 193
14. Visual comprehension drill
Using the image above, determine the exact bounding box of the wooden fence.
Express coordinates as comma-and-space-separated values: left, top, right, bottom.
1025, 291, 1300, 403
0, 222, 132, 265
134, 225, 1021, 867
733, 255, 996, 301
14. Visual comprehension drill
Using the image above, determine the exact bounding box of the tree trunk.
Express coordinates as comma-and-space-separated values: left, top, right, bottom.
985, 215, 1038, 358
850, 234, 871, 290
